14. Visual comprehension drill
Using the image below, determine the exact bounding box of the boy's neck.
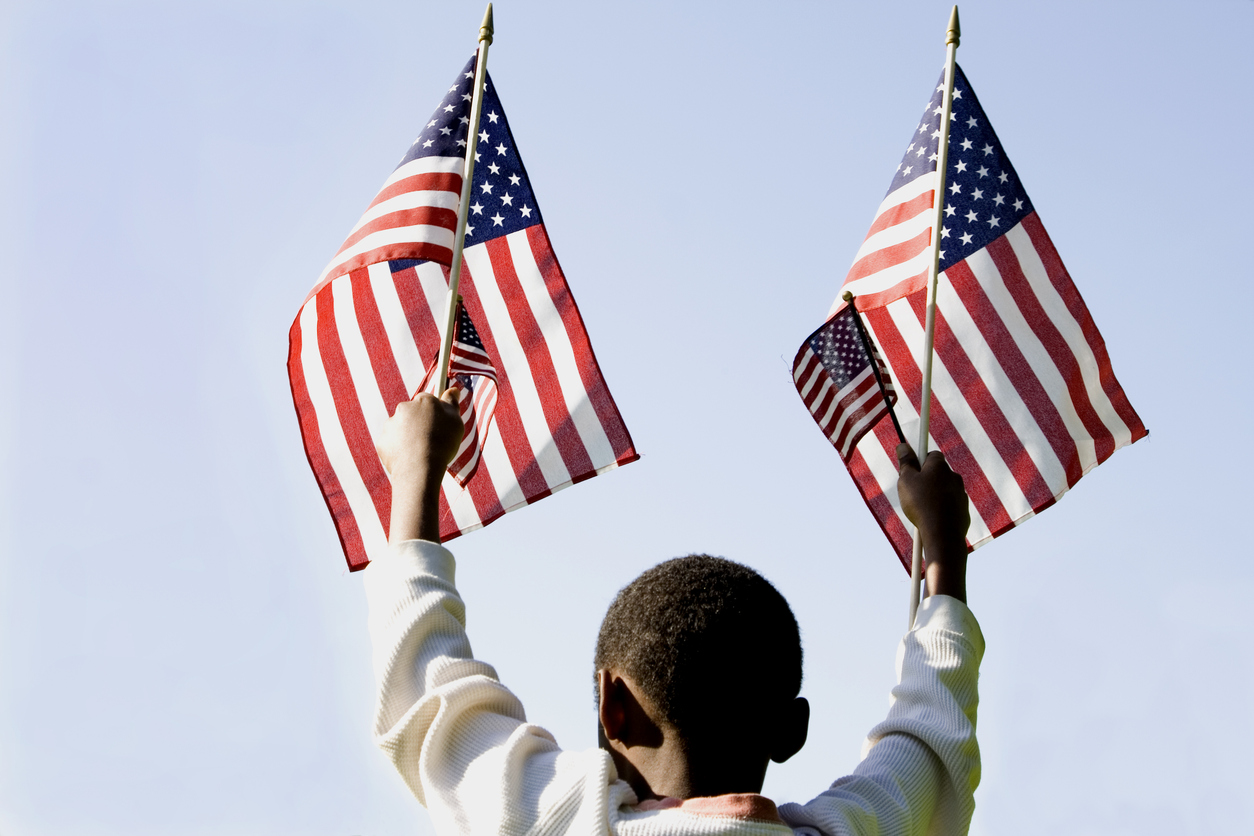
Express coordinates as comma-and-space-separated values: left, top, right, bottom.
597, 670, 771, 800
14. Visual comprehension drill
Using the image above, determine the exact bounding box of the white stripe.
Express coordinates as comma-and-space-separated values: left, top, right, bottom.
934, 267, 1071, 496
865, 314, 993, 547
377, 155, 463, 191
837, 409, 881, 458
321, 224, 456, 283
1004, 224, 1134, 449
332, 277, 391, 434
797, 353, 823, 398
837, 247, 932, 307
463, 244, 572, 488
858, 174, 936, 250
343, 189, 461, 241
478, 412, 527, 511
297, 299, 388, 558
414, 260, 452, 328
826, 176, 937, 317
810, 377, 837, 422
827, 371, 879, 444
506, 231, 618, 469
885, 296, 1035, 525
440, 472, 483, 532
854, 434, 912, 539
366, 262, 426, 396
851, 204, 933, 265
960, 248, 1098, 473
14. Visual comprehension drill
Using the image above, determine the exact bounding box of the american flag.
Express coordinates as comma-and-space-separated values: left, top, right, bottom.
288, 56, 638, 570
794, 305, 898, 461
808, 65, 1146, 569
416, 300, 498, 487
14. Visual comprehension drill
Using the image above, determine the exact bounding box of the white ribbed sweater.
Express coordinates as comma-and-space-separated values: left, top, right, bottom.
365, 541, 984, 836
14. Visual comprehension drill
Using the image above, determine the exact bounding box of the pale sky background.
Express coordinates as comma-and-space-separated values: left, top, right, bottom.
1, 1, 1251, 834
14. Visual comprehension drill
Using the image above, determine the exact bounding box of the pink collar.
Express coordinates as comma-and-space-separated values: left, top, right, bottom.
634, 793, 783, 823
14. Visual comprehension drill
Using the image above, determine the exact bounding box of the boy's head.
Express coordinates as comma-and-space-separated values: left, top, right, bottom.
594, 555, 809, 800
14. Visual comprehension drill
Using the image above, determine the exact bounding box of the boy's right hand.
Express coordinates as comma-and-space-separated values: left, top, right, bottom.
896, 444, 971, 603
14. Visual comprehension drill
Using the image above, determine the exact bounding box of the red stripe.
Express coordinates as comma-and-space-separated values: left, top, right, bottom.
315, 288, 393, 537
484, 236, 596, 480
866, 300, 1014, 534
794, 350, 823, 400
907, 290, 1055, 511
821, 371, 873, 432
388, 263, 443, 389
454, 265, 553, 502
365, 171, 461, 212
335, 206, 458, 256
797, 351, 828, 410
800, 353, 836, 416
450, 422, 480, 477
287, 310, 369, 571
832, 390, 884, 454
864, 190, 933, 240
846, 225, 931, 283
349, 268, 409, 408
847, 421, 914, 572
945, 259, 1083, 487
835, 405, 887, 459
308, 242, 453, 302
830, 375, 885, 454
842, 266, 929, 310
525, 225, 638, 464
442, 454, 505, 543
446, 405, 505, 538
1019, 213, 1146, 446
984, 234, 1115, 462
809, 378, 839, 431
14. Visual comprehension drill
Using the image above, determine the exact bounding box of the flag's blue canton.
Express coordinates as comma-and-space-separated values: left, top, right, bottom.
457, 307, 485, 350
397, 55, 541, 245
453, 308, 488, 393
809, 309, 868, 388
888, 65, 1033, 271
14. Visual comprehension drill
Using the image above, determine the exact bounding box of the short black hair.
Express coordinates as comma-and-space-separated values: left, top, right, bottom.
594, 555, 802, 743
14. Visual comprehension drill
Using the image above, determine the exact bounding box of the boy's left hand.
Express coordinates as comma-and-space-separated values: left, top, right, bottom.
377, 389, 463, 544
376, 390, 463, 479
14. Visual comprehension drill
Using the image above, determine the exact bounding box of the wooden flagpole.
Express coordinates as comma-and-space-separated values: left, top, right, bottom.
435, 3, 495, 394
909, 5, 961, 630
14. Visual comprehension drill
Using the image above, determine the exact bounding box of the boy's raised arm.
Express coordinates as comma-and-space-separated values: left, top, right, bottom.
782, 447, 983, 836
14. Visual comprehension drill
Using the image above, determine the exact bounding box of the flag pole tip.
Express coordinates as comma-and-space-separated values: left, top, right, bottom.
842, 290, 855, 303
480, 3, 494, 44
946, 5, 961, 46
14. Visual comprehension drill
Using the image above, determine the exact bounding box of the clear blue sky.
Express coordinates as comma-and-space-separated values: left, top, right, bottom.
1, 1, 1251, 834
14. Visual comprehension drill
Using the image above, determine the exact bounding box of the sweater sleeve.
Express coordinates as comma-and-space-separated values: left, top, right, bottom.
362, 540, 634, 836
778, 595, 984, 836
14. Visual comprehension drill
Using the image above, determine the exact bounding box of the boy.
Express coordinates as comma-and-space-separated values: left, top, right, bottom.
367, 391, 983, 835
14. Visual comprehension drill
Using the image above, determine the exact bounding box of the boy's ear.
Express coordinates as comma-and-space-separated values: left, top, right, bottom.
597, 669, 627, 742
769, 697, 810, 764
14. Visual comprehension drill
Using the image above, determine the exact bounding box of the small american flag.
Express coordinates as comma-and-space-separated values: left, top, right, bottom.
289, 56, 638, 570
794, 305, 897, 461
417, 301, 498, 486
806, 65, 1146, 570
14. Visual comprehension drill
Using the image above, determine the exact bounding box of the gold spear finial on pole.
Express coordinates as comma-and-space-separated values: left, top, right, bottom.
480, 3, 494, 45
946, 5, 960, 46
